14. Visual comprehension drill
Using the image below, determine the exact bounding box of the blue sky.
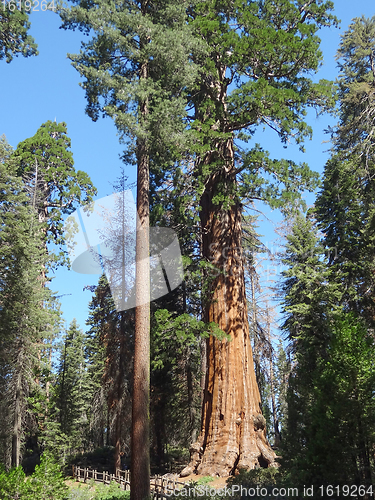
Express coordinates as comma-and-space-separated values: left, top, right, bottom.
1, 1, 374, 333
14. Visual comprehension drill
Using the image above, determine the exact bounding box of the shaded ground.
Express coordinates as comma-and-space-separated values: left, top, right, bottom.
178, 473, 230, 489
65, 473, 231, 491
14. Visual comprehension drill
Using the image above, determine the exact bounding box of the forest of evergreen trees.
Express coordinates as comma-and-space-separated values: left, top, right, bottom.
2, 1, 375, 499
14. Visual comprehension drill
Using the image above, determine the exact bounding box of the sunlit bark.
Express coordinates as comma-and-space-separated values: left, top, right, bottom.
181, 139, 275, 476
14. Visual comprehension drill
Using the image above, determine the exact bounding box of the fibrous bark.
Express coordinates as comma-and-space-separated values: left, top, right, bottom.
181, 140, 275, 477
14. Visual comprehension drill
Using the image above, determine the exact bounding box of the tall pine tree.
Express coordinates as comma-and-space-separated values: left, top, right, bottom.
0, 136, 55, 468
85, 275, 134, 471
59, 0, 199, 494
316, 15, 375, 323
54, 320, 91, 456
278, 212, 375, 491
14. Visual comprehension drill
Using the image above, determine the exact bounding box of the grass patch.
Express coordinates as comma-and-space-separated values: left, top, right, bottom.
67, 480, 130, 500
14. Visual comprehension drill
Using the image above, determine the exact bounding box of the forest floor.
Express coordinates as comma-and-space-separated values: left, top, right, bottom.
65, 473, 231, 492
178, 473, 230, 489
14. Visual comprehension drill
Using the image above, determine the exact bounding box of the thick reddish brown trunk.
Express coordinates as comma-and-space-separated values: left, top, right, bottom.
181, 140, 275, 477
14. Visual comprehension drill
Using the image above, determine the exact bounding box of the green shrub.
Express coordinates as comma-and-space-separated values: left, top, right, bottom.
227, 467, 284, 500
0, 453, 69, 500
24, 453, 69, 500
0, 464, 27, 500
227, 467, 280, 487
165, 446, 189, 464
171, 478, 226, 500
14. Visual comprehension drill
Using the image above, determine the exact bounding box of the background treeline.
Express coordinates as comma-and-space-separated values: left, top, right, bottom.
0, 121, 284, 476
278, 16, 375, 493
0, 123, 221, 473
0, 121, 96, 471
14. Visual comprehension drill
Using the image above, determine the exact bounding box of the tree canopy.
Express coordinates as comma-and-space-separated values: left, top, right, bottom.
0, 5, 37, 62
14, 121, 97, 266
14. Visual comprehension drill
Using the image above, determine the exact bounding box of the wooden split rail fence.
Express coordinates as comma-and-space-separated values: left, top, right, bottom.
73, 465, 187, 498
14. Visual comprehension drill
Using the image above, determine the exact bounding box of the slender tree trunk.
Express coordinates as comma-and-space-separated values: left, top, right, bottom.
266, 308, 281, 448
198, 337, 206, 446
95, 386, 105, 448
60, 339, 68, 434
46, 346, 52, 403
131, 58, 151, 500
357, 415, 372, 499
106, 408, 110, 447
152, 394, 165, 467
186, 351, 197, 444
12, 351, 23, 468
115, 312, 126, 472
250, 271, 261, 387
115, 415, 122, 473
181, 138, 275, 477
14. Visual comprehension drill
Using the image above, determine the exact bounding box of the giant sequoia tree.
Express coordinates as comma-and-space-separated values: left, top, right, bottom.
182, 0, 337, 476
